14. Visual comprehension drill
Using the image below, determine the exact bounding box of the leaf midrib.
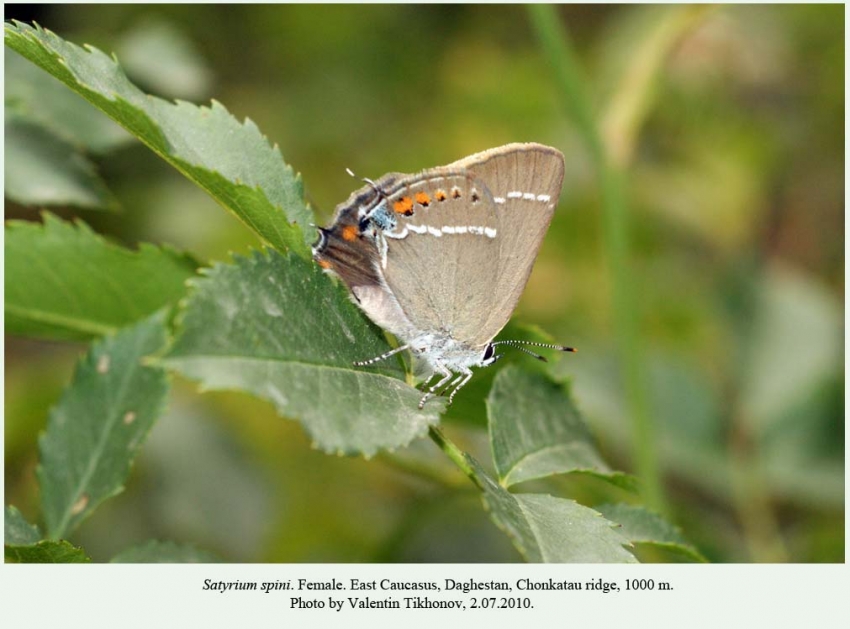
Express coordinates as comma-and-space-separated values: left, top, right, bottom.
6, 303, 116, 337
163, 352, 406, 379
502, 442, 608, 486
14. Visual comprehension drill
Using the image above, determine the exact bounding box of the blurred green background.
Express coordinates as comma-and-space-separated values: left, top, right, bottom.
4, 4, 844, 562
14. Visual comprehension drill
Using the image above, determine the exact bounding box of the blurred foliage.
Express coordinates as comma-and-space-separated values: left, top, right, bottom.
4, 4, 843, 562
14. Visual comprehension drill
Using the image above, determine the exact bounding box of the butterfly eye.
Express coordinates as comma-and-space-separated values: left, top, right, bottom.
483, 344, 495, 361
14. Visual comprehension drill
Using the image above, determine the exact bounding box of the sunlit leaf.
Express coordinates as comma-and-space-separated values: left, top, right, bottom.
5, 539, 90, 563
488, 365, 636, 490
595, 503, 707, 562
4, 507, 89, 563
468, 455, 637, 563
5, 49, 132, 154
5, 21, 313, 255
163, 250, 441, 457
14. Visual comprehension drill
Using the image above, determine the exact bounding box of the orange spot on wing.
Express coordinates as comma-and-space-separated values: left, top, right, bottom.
393, 196, 414, 215
435, 190, 447, 201
415, 191, 431, 206
451, 187, 462, 199
318, 259, 332, 269
342, 225, 358, 241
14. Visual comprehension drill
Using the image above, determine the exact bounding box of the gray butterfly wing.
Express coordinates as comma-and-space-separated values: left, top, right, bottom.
450, 143, 565, 345
378, 143, 564, 349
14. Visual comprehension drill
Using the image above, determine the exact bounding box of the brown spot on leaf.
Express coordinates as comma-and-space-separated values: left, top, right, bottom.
71, 494, 89, 515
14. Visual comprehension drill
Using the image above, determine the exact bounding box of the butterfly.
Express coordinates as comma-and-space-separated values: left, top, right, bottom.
313, 143, 573, 408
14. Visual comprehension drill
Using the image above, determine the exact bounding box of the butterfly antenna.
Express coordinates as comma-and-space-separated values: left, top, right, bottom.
491, 340, 577, 363
346, 167, 384, 197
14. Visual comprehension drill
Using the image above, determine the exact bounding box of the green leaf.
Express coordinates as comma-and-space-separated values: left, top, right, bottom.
5, 48, 132, 154
595, 503, 707, 562
4, 505, 42, 545
5, 115, 118, 210
4, 21, 312, 255
468, 455, 637, 563
163, 250, 441, 457
488, 365, 636, 490
110, 540, 220, 563
5, 539, 90, 563
38, 312, 171, 539
5, 214, 198, 341
4, 504, 88, 562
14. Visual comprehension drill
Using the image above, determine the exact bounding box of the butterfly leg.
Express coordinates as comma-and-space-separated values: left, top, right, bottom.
353, 344, 410, 367
418, 362, 453, 409
419, 371, 440, 391
447, 369, 474, 406
436, 373, 464, 397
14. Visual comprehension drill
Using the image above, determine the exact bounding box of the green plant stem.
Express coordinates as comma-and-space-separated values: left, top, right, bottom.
428, 425, 484, 491
528, 5, 604, 163
529, 4, 668, 513
376, 449, 470, 489
600, 167, 664, 513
